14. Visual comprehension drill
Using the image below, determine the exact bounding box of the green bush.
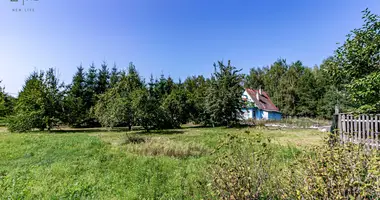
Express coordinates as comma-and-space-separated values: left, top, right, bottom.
7, 114, 34, 132
209, 133, 286, 199
209, 132, 380, 199
293, 137, 380, 199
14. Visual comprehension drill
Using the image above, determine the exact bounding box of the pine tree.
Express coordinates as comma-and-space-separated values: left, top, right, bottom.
96, 61, 110, 95
84, 63, 97, 110
109, 63, 120, 88
206, 60, 244, 127
63, 65, 87, 127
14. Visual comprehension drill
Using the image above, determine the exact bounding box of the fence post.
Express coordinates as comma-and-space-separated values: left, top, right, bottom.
335, 106, 342, 144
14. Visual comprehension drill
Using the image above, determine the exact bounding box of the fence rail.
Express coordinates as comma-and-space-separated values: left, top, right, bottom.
338, 113, 380, 149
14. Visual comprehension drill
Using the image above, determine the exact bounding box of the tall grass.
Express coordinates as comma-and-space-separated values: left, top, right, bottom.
123, 135, 209, 158
209, 132, 380, 199
0, 133, 209, 199
272, 117, 331, 128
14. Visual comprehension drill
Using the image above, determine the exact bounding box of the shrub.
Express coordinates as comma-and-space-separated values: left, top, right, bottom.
209, 132, 380, 199
292, 136, 380, 199
7, 113, 37, 132
124, 134, 147, 144
209, 133, 285, 199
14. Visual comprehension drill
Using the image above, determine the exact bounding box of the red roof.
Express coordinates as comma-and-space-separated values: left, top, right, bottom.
245, 88, 280, 112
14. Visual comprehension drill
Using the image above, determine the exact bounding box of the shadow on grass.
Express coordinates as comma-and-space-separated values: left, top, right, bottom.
135, 130, 185, 135
181, 125, 210, 129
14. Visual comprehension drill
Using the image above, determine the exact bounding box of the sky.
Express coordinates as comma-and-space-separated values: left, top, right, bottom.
0, 0, 379, 95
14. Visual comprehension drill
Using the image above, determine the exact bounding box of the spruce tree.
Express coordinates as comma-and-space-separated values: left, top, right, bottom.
109, 63, 120, 88
206, 60, 244, 127
63, 65, 87, 127
96, 61, 110, 95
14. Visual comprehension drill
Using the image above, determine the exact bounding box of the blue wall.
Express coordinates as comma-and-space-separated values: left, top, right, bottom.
242, 107, 282, 120
268, 112, 282, 120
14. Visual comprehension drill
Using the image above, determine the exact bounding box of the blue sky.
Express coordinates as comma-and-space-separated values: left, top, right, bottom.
0, 0, 379, 95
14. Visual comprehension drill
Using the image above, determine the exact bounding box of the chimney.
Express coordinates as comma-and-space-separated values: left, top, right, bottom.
256, 91, 259, 101
259, 88, 262, 95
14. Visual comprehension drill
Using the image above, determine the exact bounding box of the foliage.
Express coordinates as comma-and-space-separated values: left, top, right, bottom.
162, 88, 191, 128
210, 133, 282, 199
95, 61, 110, 95
0, 81, 15, 118
94, 63, 143, 130
206, 60, 244, 127
333, 9, 380, 113
209, 131, 380, 199
183, 75, 211, 124
294, 139, 380, 199
94, 91, 130, 130
8, 69, 64, 132
131, 88, 166, 131
109, 63, 120, 88
63, 65, 88, 127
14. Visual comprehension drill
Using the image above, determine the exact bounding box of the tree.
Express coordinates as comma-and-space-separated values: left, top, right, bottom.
263, 59, 287, 108
84, 63, 97, 110
63, 65, 88, 127
162, 88, 191, 127
43, 68, 64, 130
245, 67, 265, 89
333, 9, 380, 113
94, 62, 144, 130
296, 67, 317, 117
206, 60, 244, 127
94, 89, 130, 130
183, 75, 210, 124
8, 69, 64, 132
109, 63, 120, 88
131, 88, 165, 131
96, 61, 110, 95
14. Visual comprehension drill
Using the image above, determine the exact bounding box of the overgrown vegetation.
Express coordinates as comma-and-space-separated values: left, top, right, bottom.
125, 136, 208, 158
0, 8, 379, 199
209, 132, 380, 199
1, 127, 378, 199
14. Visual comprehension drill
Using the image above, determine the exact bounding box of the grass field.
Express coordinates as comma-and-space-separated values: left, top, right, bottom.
0, 126, 325, 199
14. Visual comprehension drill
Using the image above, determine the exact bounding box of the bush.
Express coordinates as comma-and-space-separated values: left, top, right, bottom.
124, 134, 147, 144
209, 132, 380, 199
293, 136, 380, 199
7, 114, 34, 132
209, 133, 285, 199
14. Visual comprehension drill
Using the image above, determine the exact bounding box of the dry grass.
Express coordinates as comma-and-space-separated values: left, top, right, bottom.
124, 136, 209, 158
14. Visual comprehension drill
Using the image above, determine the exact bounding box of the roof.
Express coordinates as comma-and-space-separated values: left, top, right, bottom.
245, 88, 280, 112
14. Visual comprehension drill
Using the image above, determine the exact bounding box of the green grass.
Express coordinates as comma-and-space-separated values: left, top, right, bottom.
0, 127, 326, 199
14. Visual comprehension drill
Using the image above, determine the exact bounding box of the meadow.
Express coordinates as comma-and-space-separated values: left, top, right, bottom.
0, 126, 325, 199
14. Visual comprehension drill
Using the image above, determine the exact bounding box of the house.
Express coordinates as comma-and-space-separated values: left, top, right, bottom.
241, 88, 282, 120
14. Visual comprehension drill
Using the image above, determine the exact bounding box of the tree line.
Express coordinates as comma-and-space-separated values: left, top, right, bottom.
3, 61, 243, 132
0, 9, 379, 132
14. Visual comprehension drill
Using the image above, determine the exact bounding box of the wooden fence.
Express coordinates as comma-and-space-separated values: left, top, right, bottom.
337, 113, 380, 149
